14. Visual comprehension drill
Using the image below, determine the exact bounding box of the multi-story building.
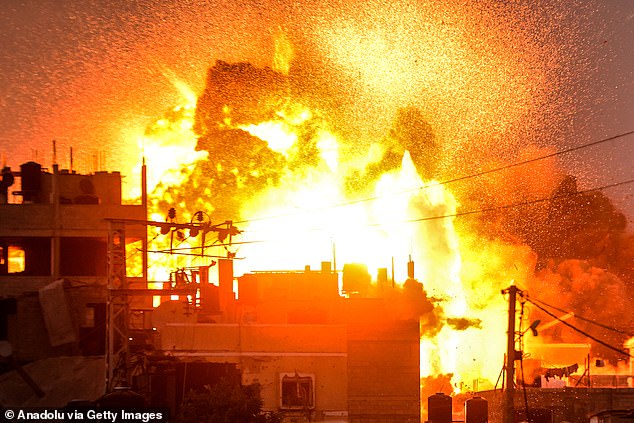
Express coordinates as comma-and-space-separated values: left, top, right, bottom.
0, 161, 146, 400
0, 161, 422, 421
151, 261, 422, 422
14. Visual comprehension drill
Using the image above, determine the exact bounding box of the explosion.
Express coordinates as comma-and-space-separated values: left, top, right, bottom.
125, 18, 633, 398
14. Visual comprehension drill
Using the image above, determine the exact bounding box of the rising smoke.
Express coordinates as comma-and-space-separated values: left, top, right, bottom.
145, 0, 633, 366
181, 55, 633, 362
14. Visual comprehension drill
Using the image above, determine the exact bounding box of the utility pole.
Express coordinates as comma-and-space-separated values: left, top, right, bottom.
502, 284, 519, 423
141, 159, 148, 284
105, 213, 241, 391
106, 221, 129, 390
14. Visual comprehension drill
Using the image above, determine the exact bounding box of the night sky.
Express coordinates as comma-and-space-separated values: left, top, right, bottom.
1, 0, 632, 221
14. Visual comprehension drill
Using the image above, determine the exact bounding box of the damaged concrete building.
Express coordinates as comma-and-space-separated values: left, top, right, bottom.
0, 161, 146, 405
0, 161, 422, 422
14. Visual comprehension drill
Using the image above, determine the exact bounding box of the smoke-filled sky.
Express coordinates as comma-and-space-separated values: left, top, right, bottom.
0, 0, 632, 220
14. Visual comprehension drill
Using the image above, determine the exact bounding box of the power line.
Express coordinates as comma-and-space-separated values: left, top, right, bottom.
137, 178, 633, 271
245, 179, 632, 232
234, 129, 634, 225
530, 297, 634, 337
142, 239, 266, 253
143, 179, 633, 253
225, 178, 634, 247
525, 297, 631, 358
393, 178, 633, 226
145, 249, 243, 259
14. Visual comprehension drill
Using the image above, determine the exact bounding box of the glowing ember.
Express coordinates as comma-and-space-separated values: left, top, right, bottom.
131, 79, 514, 392
116, 6, 634, 398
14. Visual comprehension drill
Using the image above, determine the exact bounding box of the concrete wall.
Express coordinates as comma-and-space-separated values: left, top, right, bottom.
159, 323, 348, 420
347, 320, 421, 423
0, 167, 145, 361
478, 388, 634, 423
241, 355, 348, 418
160, 323, 347, 353
0, 204, 145, 238
5, 279, 108, 360
158, 271, 423, 422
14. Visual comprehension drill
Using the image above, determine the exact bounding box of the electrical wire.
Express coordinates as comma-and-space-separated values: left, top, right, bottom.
369, 179, 634, 227
525, 297, 632, 358
145, 249, 243, 259
145, 178, 634, 251
234, 129, 634, 225
132, 164, 633, 267
248, 178, 633, 236
530, 297, 634, 337
140, 239, 266, 253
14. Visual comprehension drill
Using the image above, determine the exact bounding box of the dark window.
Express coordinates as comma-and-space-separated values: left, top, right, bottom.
0, 298, 17, 340
281, 374, 314, 409
60, 237, 107, 276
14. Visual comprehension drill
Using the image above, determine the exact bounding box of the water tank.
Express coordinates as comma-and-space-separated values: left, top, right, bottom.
0, 167, 14, 204
465, 396, 488, 423
428, 392, 452, 423
20, 162, 42, 203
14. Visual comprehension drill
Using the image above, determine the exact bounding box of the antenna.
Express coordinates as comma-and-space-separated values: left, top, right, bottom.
332, 240, 337, 274
52, 140, 57, 166
70, 147, 74, 172
391, 256, 395, 288
407, 254, 414, 280
142, 156, 147, 207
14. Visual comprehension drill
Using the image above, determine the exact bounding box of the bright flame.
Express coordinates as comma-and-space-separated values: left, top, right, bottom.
121, 78, 211, 305
240, 121, 297, 156
236, 152, 435, 279
238, 104, 314, 157
316, 130, 339, 171
232, 124, 512, 393
131, 84, 520, 393
124, 44, 542, 394
126, 80, 207, 200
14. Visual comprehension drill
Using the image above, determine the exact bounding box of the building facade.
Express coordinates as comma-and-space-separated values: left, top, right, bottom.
0, 162, 422, 421
152, 262, 422, 422
0, 162, 145, 364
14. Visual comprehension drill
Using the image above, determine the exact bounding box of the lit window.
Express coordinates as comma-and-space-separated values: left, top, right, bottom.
280, 373, 314, 409
0, 238, 50, 276
8, 246, 25, 273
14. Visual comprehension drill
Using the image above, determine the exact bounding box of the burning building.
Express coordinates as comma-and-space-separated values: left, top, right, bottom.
1, 4, 633, 419
129, 52, 633, 421
0, 159, 425, 421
